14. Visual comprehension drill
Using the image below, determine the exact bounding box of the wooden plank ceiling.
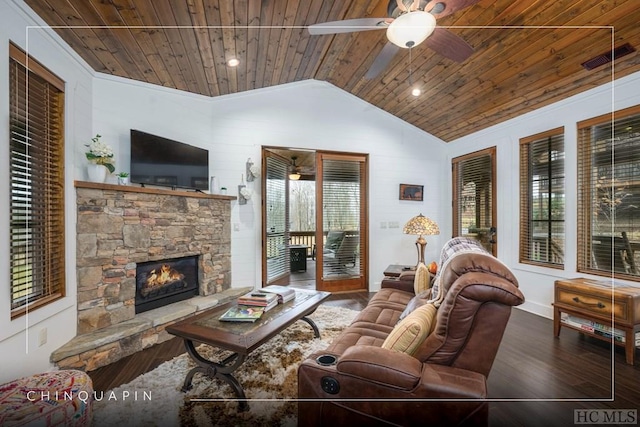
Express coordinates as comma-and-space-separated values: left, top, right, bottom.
25, 0, 640, 142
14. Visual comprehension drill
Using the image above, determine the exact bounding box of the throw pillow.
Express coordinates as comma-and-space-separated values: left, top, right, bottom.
413, 262, 431, 295
382, 303, 437, 355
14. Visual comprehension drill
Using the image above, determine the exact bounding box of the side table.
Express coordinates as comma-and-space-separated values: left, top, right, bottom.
290, 245, 309, 272
383, 264, 415, 278
553, 277, 640, 365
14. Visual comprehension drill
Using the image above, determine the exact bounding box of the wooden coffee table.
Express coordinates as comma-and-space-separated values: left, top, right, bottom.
166, 289, 330, 410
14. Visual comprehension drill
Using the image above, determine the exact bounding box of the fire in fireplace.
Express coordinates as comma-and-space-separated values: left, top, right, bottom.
135, 256, 199, 313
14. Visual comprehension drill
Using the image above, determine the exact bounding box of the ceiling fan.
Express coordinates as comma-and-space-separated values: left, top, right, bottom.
308, 0, 479, 79
289, 155, 316, 180
289, 156, 302, 180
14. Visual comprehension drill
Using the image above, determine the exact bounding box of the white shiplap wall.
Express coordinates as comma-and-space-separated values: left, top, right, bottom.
92, 75, 450, 291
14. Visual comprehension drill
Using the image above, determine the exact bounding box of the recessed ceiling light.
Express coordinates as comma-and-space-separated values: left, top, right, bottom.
227, 58, 240, 67
412, 88, 421, 97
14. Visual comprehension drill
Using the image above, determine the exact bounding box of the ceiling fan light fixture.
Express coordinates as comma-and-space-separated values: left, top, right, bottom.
386, 11, 436, 49
289, 156, 301, 180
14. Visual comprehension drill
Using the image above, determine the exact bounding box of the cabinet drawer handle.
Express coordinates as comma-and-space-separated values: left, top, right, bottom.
572, 297, 605, 309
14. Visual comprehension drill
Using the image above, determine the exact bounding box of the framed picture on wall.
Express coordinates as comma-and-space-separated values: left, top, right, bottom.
399, 184, 424, 201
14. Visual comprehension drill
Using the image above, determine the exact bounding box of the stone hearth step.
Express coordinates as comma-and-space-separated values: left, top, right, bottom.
51, 287, 250, 372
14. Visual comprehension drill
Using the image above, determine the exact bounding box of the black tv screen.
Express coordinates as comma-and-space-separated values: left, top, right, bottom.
130, 130, 209, 190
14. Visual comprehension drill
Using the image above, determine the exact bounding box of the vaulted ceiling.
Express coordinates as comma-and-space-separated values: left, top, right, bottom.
25, 0, 640, 142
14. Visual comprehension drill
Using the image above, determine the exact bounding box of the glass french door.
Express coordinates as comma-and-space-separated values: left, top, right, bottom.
452, 147, 497, 256
316, 152, 368, 292
262, 150, 290, 285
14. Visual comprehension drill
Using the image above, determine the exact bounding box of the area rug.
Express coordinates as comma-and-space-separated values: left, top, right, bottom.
92, 304, 358, 427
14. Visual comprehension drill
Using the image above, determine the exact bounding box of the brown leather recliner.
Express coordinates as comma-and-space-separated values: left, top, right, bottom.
298, 251, 525, 426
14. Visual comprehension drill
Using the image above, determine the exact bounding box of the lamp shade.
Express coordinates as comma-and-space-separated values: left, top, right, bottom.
403, 213, 440, 236
386, 11, 437, 49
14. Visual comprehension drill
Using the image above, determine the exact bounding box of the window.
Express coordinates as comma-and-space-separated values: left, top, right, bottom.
9, 43, 66, 318
577, 106, 640, 280
452, 147, 496, 255
519, 128, 565, 267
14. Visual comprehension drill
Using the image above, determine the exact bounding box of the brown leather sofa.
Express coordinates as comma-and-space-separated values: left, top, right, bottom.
298, 250, 525, 426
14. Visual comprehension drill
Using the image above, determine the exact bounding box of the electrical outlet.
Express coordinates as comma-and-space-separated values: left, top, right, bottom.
380, 222, 387, 229
233, 223, 240, 232
39, 328, 47, 347
388, 221, 400, 229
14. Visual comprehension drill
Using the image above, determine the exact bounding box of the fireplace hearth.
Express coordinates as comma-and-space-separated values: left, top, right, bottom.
135, 256, 199, 313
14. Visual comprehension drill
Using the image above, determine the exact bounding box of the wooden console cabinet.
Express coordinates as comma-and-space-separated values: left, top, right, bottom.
553, 278, 640, 365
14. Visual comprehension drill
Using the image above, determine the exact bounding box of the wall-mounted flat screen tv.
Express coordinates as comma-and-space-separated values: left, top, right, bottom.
130, 129, 209, 191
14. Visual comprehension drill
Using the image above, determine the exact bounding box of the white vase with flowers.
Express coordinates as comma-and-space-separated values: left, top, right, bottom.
85, 134, 115, 182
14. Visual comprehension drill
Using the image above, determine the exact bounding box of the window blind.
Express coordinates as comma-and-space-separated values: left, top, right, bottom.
265, 154, 289, 283
577, 105, 640, 279
519, 128, 565, 267
452, 148, 496, 254
9, 43, 66, 318
321, 157, 364, 279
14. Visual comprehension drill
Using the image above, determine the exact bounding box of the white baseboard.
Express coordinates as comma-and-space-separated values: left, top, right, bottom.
515, 300, 553, 320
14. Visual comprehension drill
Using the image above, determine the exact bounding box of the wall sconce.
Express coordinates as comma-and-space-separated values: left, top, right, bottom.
238, 186, 252, 205
246, 158, 260, 182
238, 174, 252, 205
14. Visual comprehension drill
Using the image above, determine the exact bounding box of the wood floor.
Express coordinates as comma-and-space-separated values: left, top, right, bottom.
88, 291, 640, 427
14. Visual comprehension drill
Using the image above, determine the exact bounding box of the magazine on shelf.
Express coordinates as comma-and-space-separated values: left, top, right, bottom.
260, 285, 296, 303
560, 313, 640, 345
219, 305, 265, 322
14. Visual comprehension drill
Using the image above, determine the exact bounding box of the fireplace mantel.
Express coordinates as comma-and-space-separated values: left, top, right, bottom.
74, 180, 237, 200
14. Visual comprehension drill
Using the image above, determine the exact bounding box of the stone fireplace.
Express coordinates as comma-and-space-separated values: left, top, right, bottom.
74, 182, 232, 335
52, 181, 240, 372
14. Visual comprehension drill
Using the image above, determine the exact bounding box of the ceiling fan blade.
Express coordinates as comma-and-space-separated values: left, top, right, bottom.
424, 27, 473, 62
308, 18, 389, 35
365, 42, 400, 79
428, 0, 481, 19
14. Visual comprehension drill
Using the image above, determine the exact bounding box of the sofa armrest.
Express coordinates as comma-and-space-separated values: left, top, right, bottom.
336, 346, 422, 389
335, 346, 486, 398
381, 272, 415, 294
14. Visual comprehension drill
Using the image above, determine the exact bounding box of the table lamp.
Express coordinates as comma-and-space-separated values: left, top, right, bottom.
403, 213, 440, 265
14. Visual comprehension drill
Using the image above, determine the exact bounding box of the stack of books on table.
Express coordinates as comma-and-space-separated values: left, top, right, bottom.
237, 291, 279, 311
260, 285, 296, 303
